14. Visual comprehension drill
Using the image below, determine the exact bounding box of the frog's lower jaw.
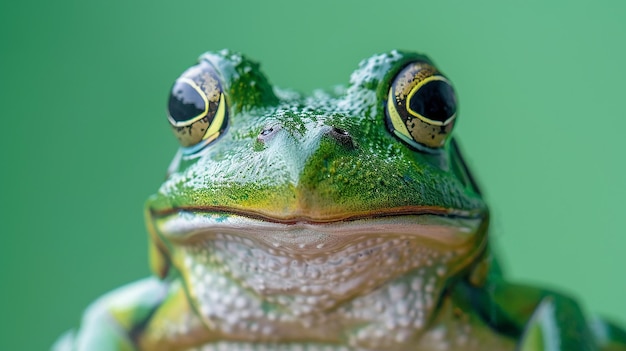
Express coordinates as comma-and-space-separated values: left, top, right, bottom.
153, 212, 487, 350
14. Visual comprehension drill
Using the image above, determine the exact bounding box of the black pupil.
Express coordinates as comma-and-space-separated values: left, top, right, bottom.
168, 81, 206, 123
408, 80, 456, 123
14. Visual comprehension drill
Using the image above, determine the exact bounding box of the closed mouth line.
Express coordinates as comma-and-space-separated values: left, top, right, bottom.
150, 205, 485, 225
152, 210, 487, 251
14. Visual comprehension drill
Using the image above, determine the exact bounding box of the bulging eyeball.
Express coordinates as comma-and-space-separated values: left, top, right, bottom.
167, 60, 228, 152
385, 61, 457, 151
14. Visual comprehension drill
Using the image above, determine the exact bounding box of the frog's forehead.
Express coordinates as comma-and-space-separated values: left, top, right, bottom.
347, 50, 432, 95
214, 50, 436, 127
199, 49, 434, 113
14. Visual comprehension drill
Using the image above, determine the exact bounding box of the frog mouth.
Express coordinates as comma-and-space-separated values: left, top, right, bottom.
150, 208, 488, 289
151, 204, 482, 225
153, 208, 486, 251
148, 206, 490, 276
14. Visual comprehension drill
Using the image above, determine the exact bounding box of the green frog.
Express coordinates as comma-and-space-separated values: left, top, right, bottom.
54, 50, 626, 351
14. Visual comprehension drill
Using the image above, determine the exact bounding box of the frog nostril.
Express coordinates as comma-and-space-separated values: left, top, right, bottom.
257, 125, 281, 143
332, 127, 349, 135
328, 126, 355, 149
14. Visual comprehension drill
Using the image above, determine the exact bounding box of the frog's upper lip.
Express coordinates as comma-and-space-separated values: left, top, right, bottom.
149, 205, 484, 225
150, 206, 487, 249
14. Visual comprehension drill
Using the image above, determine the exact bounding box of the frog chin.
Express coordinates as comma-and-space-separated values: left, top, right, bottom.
153, 211, 487, 341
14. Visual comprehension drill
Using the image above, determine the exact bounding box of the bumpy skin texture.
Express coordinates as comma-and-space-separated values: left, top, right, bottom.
53, 50, 626, 351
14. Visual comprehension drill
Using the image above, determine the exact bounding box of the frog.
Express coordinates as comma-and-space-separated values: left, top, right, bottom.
53, 50, 626, 351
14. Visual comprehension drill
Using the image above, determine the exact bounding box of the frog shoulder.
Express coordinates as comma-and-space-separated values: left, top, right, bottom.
518, 295, 595, 350
475, 281, 626, 350
589, 316, 626, 351
53, 277, 169, 351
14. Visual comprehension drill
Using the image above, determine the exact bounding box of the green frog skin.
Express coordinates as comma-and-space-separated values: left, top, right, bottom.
53, 50, 626, 351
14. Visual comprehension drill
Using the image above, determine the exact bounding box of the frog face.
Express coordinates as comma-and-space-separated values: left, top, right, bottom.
145, 50, 486, 346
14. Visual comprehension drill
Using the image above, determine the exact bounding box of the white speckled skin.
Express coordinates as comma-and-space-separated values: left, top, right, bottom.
183, 234, 454, 345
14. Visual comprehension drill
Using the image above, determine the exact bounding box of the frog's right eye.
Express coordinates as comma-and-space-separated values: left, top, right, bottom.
167, 61, 228, 153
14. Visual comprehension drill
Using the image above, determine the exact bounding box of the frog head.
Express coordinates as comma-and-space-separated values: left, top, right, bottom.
145, 50, 487, 344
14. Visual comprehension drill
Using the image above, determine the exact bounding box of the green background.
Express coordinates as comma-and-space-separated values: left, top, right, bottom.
1, 1, 624, 349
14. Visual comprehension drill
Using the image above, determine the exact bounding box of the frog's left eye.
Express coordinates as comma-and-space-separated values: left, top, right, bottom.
385, 62, 457, 152
167, 61, 228, 153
